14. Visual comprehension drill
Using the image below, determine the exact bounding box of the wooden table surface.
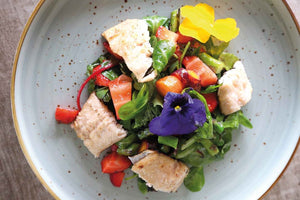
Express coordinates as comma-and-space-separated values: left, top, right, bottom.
0, 0, 299, 199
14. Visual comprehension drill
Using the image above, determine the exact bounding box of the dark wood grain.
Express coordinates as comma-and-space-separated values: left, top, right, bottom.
0, 0, 299, 199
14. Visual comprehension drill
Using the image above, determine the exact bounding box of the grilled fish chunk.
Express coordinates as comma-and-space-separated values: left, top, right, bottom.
131, 150, 189, 193
71, 92, 127, 157
102, 19, 156, 83
218, 61, 253, 115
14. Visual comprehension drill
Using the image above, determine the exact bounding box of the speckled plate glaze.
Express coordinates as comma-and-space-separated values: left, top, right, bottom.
11, 0, 299, 200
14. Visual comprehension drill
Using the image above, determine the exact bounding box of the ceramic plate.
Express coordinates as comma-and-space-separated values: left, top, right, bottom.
11, 0, 299, 199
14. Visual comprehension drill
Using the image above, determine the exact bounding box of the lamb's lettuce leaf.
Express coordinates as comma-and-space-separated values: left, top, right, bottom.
143, 15, 169, 36
152, 40, 176, 73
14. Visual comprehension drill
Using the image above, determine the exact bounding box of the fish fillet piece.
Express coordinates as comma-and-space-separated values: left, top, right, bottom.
71, 92, 127, 157
102, 19, 156, 83
131, 150, 189, 193
218, 61, 253, 115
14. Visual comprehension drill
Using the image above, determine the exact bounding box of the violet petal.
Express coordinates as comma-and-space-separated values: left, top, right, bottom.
149, 92, 207, 136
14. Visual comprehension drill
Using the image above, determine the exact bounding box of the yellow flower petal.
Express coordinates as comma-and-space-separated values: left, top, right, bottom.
179, 18, 210, 43
179, 3, 239, 43
195, 3, 214, 19
212, 18, 240, 42
180, 4, 214, 33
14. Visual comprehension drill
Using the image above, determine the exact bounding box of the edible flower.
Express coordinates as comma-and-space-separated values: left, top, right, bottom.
179, 3, 239, 43
149, 92, 206, 136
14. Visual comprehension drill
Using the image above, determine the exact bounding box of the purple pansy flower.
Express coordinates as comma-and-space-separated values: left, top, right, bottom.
149, 92, 206, 136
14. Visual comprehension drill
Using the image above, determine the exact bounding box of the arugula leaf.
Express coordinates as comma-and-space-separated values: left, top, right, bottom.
152, 40, 176, 73
143, 15, 169, 35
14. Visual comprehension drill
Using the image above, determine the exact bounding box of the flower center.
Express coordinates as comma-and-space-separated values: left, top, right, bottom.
174, 105, 182, 112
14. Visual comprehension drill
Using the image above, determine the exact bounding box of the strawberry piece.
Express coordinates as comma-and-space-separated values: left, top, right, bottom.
183, 56, 217, 87
156, 26, 179, 43
109, 75, 132, 119
202, 93, 218, 112
101, 152, 132, 174
177, 32, 193, 44
92, 65, 111, 87
55, 107, 79, 124
109, 171, 125, 187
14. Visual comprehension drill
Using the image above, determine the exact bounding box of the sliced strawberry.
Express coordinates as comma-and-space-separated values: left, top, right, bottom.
109, 171, 125, 187
101, 152, 132, 174
177, 31, 193, 44
92, 65, 111, 87
109, 75, 132, 119
202, 92, 218, 112
156, 26, 179, 43
55, 107, 79, 124
183, 56, 217, 87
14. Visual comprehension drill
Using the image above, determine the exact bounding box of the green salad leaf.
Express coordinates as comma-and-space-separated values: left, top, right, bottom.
137, 178, 148, 194
152, 40, 176, 73
200, 84, 222, 94
118, 84, 149, 120
184, 166, 205, 192
170, 9, 179, 32
143, 15, 169, 35
95, 87, 111, 103
199, 53, 226, 74
204, 36, 229, 58
132, 104, 161, 129
219, 52, 239, 70
158, 136, 179, 149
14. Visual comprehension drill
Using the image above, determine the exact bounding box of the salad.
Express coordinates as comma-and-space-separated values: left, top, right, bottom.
55, 3, 253, 194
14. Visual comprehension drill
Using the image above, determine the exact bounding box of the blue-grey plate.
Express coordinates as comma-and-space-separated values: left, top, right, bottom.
11, 0, 299, 199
